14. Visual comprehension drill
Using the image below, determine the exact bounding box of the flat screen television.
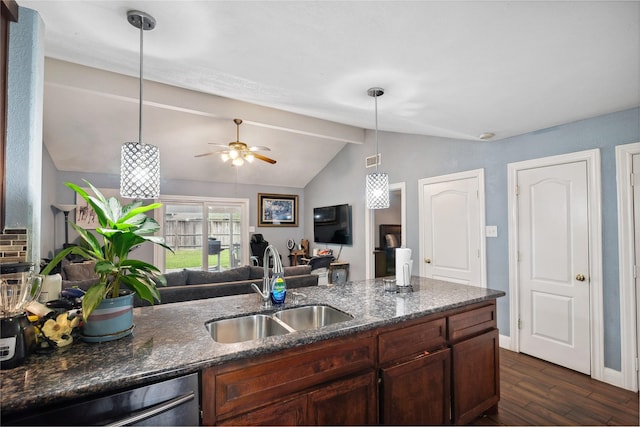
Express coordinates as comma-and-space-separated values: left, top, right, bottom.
313, 204, 353, 245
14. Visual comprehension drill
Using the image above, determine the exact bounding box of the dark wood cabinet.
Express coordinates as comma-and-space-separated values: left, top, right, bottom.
202, 332, 376, 425
201, 300, 500, 425
378, 317, 450, 425
218, 395, 307, 426
380, 347, 451, 425
308, 372, 378, 425
451, 328, 500, 425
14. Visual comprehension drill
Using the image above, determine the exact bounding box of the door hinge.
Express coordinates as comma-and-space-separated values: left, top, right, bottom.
518, 318, 522, 330
515, 185, 520, 196
634, 264, 637, 279
635, 357, 639, 372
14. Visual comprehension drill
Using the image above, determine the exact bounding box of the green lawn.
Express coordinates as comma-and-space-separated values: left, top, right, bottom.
165, 248, 232, 270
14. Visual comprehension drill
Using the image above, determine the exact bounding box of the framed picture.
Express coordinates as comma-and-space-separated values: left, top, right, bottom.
75, 188, 121, 229
258, 193, 298, 227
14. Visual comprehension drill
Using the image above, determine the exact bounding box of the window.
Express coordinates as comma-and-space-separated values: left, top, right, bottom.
155, 196, 250, 273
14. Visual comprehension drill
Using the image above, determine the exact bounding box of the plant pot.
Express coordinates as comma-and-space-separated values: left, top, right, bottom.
80, 292, 134, 343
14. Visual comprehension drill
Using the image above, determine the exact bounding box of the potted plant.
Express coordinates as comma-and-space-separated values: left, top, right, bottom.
41, 180, 172, 342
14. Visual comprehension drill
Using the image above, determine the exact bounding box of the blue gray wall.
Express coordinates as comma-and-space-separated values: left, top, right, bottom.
304, 107, 640, 371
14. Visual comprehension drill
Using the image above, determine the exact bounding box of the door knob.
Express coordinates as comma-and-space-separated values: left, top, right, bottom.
576, 274, 586, 282
425, 258, 431, 264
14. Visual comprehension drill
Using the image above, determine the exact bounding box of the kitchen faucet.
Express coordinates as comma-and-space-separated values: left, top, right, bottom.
251, 244, 283, 306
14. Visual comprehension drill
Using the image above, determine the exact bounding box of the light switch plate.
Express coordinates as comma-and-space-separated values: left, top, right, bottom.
249, 226, 255, 232
485, 225, 498, 237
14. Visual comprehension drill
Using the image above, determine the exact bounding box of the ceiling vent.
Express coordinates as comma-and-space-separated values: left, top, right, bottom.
365, 154, 381, 168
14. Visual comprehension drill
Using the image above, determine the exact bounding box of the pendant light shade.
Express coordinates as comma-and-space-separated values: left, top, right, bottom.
366, 87, 389, 209
121, 142, 160, 198
366, 171, 390, 209
120, 10, 160, 199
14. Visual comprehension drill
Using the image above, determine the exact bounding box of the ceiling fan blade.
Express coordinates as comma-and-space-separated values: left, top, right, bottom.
249, 145, 271, 152
208, 143, 231, 149
253, 152, 277, 164
194, 152, 217, 158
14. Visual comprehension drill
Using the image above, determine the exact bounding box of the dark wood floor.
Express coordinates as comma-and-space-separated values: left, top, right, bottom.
472, 348, 639, 426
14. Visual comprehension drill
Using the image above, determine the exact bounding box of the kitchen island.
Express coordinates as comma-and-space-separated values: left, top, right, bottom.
1, 276, 504, 425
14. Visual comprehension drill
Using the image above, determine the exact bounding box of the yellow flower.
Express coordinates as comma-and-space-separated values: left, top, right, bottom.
41, 313, 80, 347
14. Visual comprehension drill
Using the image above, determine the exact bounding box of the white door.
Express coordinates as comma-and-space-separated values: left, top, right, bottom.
517, 161, 591, 374
420, 171, 484, 287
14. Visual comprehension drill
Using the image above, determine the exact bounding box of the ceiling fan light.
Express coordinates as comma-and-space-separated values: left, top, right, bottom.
221, 152, 230, 162
229, 149, 239, 159
232, 157, 244, 166
245, 153, 255, 162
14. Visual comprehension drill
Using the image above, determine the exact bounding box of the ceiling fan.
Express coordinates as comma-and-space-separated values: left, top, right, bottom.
195, 119, 277, 166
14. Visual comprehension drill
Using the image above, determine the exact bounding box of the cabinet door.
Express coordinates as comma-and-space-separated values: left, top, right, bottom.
308, 371, 378, 425
219, 395, 307, 426
451, 328, 499, 424
380, 347, 451, 425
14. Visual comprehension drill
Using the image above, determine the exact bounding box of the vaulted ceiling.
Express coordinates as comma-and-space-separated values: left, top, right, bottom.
19, 1, 640, 187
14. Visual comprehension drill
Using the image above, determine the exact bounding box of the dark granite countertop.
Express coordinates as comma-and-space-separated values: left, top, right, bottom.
1, 277, 504, 415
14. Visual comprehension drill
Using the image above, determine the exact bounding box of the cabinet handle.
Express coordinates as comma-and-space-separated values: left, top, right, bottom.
104, 392, 195, 427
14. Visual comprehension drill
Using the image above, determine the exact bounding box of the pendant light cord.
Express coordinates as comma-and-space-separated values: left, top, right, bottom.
138, 20, 144, 146
374, 92, 379, 172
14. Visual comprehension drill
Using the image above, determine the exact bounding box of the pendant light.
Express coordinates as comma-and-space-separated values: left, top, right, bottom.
120, 10, 160, 199
366, 87, 389, 209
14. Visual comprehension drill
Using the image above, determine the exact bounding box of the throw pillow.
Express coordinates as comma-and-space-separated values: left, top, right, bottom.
63, 261, 97, 281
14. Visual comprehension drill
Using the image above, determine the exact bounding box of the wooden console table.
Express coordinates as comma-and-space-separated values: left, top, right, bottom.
289, 250, 306, 266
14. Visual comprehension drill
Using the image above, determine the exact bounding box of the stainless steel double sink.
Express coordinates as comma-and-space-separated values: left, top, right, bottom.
206, 305, 353, 344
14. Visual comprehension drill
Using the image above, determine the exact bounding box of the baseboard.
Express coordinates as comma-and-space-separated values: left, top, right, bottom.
499, 333, 512, 350
603, 366, 634, 391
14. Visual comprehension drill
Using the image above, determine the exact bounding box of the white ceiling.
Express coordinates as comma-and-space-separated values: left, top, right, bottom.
18, 1, 640, 188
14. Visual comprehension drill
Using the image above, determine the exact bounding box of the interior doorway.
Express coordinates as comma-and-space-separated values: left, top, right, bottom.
418, 169, 486, 287
508, 149, 604, 380
615, 142, 640, 392
365, 182, 406, 280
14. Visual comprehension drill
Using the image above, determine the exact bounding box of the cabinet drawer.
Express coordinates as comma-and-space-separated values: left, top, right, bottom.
448, 303, 496, 342
378, 317, 446, 365
213, 333, 375, 419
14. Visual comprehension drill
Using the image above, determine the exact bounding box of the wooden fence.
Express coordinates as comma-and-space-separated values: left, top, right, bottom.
165, 219, 241, 250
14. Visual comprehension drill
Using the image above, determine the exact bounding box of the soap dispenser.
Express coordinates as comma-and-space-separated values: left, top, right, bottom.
270, 248, 287, 304
270, 273, 286, 305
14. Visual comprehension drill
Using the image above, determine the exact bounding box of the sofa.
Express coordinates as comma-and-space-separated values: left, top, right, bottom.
59, 261, 319, 306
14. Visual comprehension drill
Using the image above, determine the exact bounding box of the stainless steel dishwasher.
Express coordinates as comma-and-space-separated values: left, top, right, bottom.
4, 373, 200, 426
